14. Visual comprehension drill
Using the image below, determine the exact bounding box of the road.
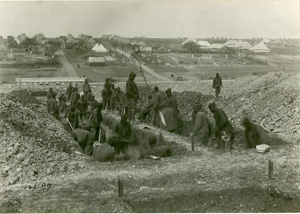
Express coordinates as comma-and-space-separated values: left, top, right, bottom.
116, 49, 170, 81
57, 50, 79, 77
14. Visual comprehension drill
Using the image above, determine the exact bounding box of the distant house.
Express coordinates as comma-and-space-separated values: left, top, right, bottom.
252, 42, 270, 53
34, 33, 46, 44
15, 33, 28, 45
209, 43, 224, 51
67, 33, 75, 40
237, 41, 253, 50
181, 38, 197, 45
66, 36, 78, 48
197, 40, 211, 48
87, 57, 105, 66
45, 38, 66, 52
86, 38, 97, 49
59, 36, 67, 43
224, 40, 239, 48
77, 34, 92, 42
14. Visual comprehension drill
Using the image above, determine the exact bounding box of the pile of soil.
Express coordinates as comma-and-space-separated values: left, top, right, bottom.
0, 90, 84, 186
157, 71, 300, 142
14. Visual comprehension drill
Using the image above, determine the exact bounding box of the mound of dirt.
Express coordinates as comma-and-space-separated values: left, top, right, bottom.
157, 71, 300, 142
0, 91, 84, 186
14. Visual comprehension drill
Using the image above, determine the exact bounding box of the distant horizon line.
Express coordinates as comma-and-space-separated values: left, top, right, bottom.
1, 33, 300, 40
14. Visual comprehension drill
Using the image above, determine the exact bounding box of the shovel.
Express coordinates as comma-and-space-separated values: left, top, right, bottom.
66, 118, 74, 130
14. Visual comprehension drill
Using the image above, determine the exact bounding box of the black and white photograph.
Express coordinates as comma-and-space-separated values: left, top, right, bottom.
0, 0, 299, 212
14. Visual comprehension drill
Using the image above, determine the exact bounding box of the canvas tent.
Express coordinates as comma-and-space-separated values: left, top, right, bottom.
92, 43, 108, 53
224, 40, 239, 48
252, 42, 270, 53
237, 41, 253, 50
87, 57, 105, 66
209, 43, 224, 50
197, 40, 211, 48
181, 38, 197, 45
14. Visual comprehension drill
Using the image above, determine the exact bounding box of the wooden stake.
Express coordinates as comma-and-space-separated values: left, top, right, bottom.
268, 160, 273, 180
118, 178, 123, 197
191, 136, 194, 152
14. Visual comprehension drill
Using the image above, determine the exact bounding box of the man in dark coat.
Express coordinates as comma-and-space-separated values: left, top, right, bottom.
242, 117, 270, 148
208, 102, 234, 150
83, 79, 91, 101
126, 72, 139, 121
78, 95, 88, 120
165, 88, 179, 118
88, 102, 101, 140
58, 93, 67, 116
191, 103, 210, 146
48, 93, 59, 120
72, 128, 95, 156
108, 115, 132, 154
66, 83, 74, 101
70, 87, 80, 105
47, 88, 55, 105
110, 84, 117, 111
67, 104, 79, 130
147, 136, 171, 158
212, 73, 222, 98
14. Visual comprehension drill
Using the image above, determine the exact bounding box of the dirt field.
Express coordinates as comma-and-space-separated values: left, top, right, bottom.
0, 68, 300, 212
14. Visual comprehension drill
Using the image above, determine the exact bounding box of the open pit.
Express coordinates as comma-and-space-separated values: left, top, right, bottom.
1, 70, 300, 213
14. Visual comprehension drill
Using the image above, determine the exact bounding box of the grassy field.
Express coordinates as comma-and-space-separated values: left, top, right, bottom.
0, 50, 66, 84
63, 49, 158, 82
139, 52, 299, 80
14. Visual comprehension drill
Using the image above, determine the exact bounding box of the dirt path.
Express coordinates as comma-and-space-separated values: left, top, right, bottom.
116, 49, 170, 81
57, 51, 79, 77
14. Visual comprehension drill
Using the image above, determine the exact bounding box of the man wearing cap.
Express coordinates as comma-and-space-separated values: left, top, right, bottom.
212, 73, 223, 98
78, 95, 88, 120
108, 115, 132, 155
70, 87, 80, 105
89, 102, 101, 140
83, 79, 91, 101
48, 93, 59, 120
165, 88, 179, 118
72, 128, 95, 156
190, 103, 210, 146
147, 136, 171, 158
126, 72, 139, 121
208, 102, 234, 149
66, 83, 74, 101
47, 88, 55, 105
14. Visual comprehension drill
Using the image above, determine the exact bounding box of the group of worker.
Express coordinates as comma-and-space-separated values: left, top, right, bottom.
47, 70, 269, 161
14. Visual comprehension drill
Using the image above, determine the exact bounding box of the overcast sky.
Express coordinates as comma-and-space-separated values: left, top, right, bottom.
0, 0, 299, 39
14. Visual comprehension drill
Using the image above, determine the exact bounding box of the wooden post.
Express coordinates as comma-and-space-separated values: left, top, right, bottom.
118, 178, 123, 197
191, 136, 194, 152
268, 160, 273, 180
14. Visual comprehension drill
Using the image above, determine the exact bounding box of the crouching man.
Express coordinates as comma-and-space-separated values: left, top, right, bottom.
72, 128, 95, 156
92, 141, 115, 162
147, 136, 171, 158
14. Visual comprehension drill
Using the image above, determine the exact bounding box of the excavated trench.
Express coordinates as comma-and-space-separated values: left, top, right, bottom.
22, 89, 297, 213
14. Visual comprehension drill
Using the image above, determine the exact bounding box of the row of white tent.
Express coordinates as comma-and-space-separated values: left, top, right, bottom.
91, 43, 108, 53
182, 39, 270, 53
